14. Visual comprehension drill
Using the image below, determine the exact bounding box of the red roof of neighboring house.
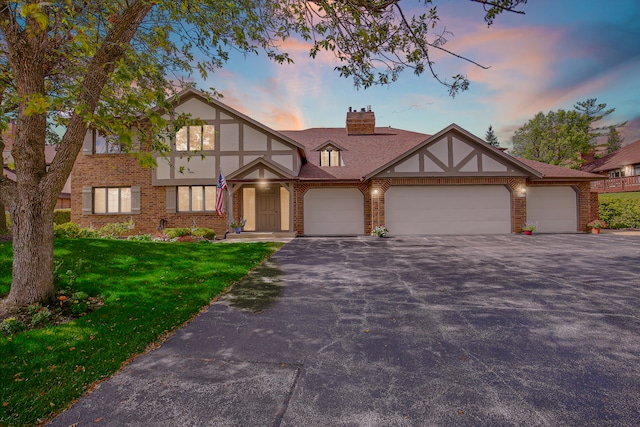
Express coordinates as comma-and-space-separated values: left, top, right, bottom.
280, 127, 431, 180
581, 139, 640, 173
516, 157, 604, 180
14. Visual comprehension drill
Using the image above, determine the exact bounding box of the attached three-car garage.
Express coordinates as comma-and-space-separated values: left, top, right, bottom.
384, 185, 512, 235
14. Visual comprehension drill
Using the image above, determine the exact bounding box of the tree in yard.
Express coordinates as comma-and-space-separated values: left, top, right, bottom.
512, 109, 592, 168
573, 98, 626, 146
0, 0, 528, 308
485, 125, 499, 147
605, 126, 624, 154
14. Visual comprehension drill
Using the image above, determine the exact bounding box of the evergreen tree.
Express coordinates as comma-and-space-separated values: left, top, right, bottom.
574, 98, 625, 144
485, 125, 499, 147
606, 126, 624, 154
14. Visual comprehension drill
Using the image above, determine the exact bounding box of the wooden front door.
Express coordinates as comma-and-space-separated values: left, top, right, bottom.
257, 187, 279, 231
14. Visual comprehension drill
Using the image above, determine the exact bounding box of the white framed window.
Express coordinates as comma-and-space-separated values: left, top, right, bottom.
175, 125, 215, 152
93, 187, 132, 213
177, 185, 217, 212
320, 149, 341, 166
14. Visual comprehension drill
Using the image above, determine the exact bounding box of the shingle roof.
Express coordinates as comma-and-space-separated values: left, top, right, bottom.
581, 139, 640, 173
279, 127, 430, 180
516, 157, 604, 180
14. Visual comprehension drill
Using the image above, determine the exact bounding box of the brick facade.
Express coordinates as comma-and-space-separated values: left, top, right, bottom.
73, 152, 596, 236
71, 153, 228, 236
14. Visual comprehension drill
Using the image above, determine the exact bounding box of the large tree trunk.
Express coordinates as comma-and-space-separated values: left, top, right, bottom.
6, 197, 55, 305
0, 201, 6, 232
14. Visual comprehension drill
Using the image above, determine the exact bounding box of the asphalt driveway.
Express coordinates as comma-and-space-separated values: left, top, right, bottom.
50, 235, 640, 426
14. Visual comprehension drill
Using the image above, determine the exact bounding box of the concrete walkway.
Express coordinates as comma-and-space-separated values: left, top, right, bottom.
49, 234, 640, 426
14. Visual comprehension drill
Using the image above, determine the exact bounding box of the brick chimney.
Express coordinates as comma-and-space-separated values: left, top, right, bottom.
346, 106, 375, 135
579, 148, 595, 164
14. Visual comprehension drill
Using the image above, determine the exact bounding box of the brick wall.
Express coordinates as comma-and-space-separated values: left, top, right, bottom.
71, 154, 228, 236
590, 191, 600, 223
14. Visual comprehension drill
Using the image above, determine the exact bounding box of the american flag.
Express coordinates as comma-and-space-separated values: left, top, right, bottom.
215, 171, 227, 216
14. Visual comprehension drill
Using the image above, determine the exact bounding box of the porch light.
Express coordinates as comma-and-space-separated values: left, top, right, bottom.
518, 187, 527, 198
372, 189, 379, 195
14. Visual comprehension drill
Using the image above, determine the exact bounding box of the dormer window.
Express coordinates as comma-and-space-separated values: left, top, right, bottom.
320, 148, 341, 167
175, 125, 215, 152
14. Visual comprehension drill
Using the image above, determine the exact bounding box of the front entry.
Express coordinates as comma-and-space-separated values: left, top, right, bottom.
256, 186, 279, 231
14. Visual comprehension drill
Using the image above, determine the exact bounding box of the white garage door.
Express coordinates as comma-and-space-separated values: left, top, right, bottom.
527, 186, 577, 233
304, 188, 365, 235
385, 185, 511, 235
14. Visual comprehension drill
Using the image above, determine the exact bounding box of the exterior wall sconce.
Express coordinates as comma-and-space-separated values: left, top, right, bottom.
518, 187, 527, 198
372, 189, 379, 195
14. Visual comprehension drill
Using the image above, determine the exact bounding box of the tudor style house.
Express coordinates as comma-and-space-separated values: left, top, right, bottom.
71, 89, 602, 236
582, 139, 640, 193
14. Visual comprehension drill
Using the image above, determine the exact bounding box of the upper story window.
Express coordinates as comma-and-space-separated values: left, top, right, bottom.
608, 170, 622, 178
634, 164, 640, 176
94, 187, 131, 213
177, 185, 217, 212
94, 130, 123, 154
175, 125, 215, 152
320, 148, 341, 167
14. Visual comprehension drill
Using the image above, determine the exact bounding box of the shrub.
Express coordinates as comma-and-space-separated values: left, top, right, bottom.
31, 307, 52, 326
599, 197, 640, 229
165, 228, 192, 238
71, 301, 89, 315
54, 222, 99, 239
98, 221, 132, 238
128, 234, 152, 242
192, 227, 216, 239
72, 291, 89, 302
27, 303, 44, 315
53, 209, 71, 225
0, 317, 25, 335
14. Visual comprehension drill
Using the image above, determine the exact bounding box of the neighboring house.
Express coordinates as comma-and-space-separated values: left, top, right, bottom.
2, 124, 71, 210
71, 89, 603, 235
582, 139, 640, 193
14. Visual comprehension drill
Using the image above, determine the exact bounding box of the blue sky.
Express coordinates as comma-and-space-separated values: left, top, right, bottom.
198, 0, 640, 148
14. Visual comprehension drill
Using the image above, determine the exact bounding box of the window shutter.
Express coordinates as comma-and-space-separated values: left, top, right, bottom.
82, 131, 93, 155
131, 186, 141, 214
166, 186, 176, 213
82, 187, 92, 214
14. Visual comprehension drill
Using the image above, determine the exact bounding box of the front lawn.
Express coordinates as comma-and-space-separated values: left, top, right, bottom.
0, 238, 282, 427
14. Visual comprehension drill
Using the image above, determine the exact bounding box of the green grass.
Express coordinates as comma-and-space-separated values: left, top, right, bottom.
0, 238, 282, 427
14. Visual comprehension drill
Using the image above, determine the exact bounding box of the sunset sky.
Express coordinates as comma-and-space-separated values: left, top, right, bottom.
200, 0, 640, 149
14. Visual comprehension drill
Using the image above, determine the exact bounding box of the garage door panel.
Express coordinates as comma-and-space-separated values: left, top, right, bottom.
385, 186, 511, 235
527, 186, 577, 233
304, 188, 364, 235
